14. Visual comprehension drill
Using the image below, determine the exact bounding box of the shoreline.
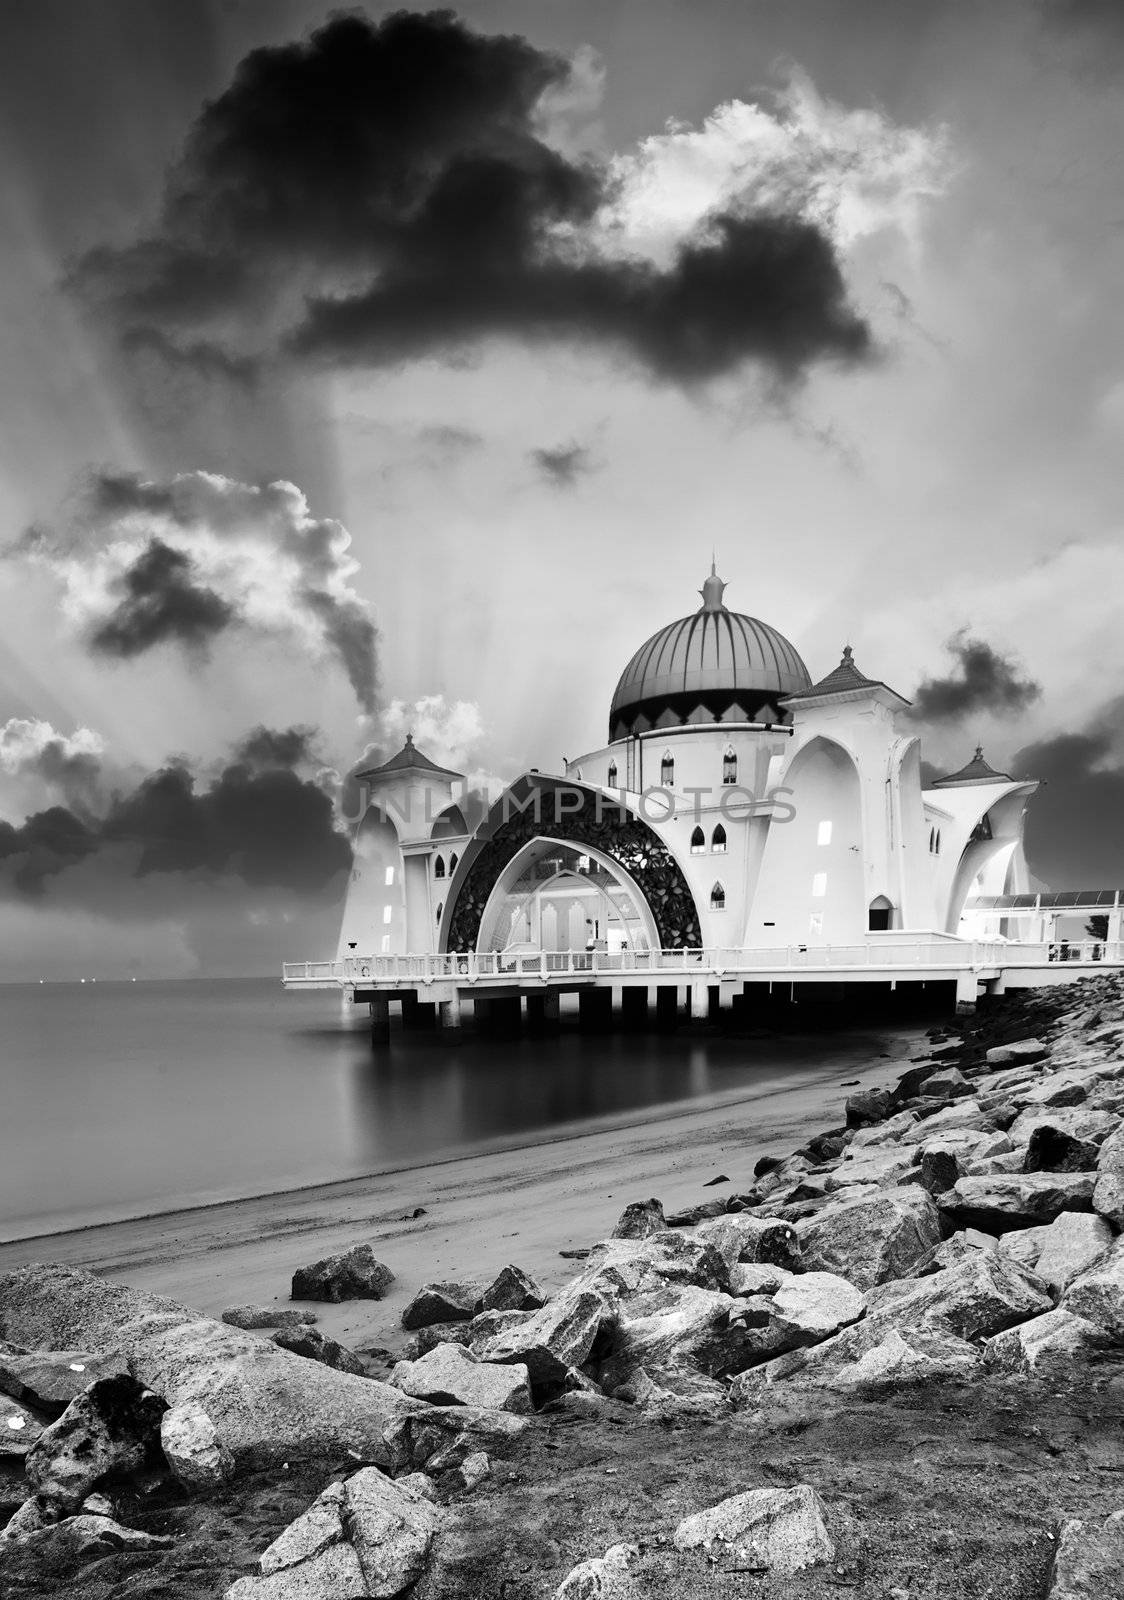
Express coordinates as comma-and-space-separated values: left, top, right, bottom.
0, 1030, 924, 1355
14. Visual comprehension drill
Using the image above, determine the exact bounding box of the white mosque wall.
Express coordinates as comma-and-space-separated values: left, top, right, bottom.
336, 810, 407, 959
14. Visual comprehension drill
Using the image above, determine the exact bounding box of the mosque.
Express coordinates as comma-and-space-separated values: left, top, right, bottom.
333, 567, 1049, 969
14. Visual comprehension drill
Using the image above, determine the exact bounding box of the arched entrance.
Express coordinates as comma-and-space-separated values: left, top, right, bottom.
476, 839, 659, 957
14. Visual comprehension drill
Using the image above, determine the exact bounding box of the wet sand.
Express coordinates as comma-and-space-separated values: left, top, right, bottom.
0, 1038, 920, 1354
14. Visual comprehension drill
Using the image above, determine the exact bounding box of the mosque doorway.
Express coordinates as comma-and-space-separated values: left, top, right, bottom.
476, 841, 658, 959
868, 895, 895, 931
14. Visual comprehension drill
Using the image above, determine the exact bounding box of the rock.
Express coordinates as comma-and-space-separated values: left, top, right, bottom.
466, 1310, 533, 1354
985, 1039, 1048, 1066
918, 1146, 962, 1196
581, 1232, 730, 1296
0, 1495, 57, 1540
938, 1173, 1095, 1232
1032, 1212, 1114, 1294
827, 1148, 918, 1189
985, 1309, 1112, 1375
913, 1230, 998, 1277
404, 1324, 475, 1361
1018, 1076, 1089, 1111
222, 1306, 317, 1330
228, 1466, 442, 1599
0, 1263, 427, 1472
458, 1450, 490, 1490
0, 1396, 44, 1457
797, 1188, 941, 1290
919, 1066, 973, 1099
614, 1365, 729, 1420
2, 1512, 173, 1558
81, 1492, 115, 1518
272, 1324, 366, 1376
611, 1199, 666, 1239
864, 1251, 1052, 1342
1010, 1107, 1117, 1150
400, 1282, 481, 1331
997, 1226, 1045, 1270
729, 1263, 794, 1297
664, 1201, 727, 1227
674, 1483, 834, 1573
25, 1374, 166, 1512
1093, 1125, 1124, 1228
390, 1344, 532, 1414
290, 1245, 395, 1304
1047, 1510, 1124, 1598
770, 1272, 867, 1341
554, 1543, 641, 1599
476, 1289, 614, 1387
830, 1327, 980, 1389
160, 1399, 235, 1491
0, 1350, 129, 1419
696, 1214, 801, 1272
381, 1404, 527, 1475
1025, 1127, 1100, 1174
479, 1265, 544, 1314
902, 1101, 996, 1140
1063, 1241, 1124, 1340
599, 1284, 759, 1392
845, 1089, 891, 1128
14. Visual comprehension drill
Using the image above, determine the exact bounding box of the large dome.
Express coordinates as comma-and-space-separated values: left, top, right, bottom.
609, 567, 811, 739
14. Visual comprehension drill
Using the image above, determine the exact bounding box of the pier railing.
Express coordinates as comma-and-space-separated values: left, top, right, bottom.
282, 938, 1124, 988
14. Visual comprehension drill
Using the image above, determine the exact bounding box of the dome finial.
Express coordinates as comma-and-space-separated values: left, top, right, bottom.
841, 644, 854, 666
699, 561, 727, 613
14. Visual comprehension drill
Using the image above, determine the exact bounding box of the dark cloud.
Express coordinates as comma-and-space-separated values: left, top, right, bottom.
89, 538, 235, 658
231, 724, 319, 772
531, 443, 594, 487
910, 632, 1041, 723
1016, 707, 1124, 887
0, 733, 350, 904
73, 10, 872, 386
14, 469, 378, 712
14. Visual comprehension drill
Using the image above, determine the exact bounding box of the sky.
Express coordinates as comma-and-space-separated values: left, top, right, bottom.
0, 0, 1123, 977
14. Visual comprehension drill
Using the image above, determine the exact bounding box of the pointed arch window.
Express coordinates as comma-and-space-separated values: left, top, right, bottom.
690, 826, 705, 854
607, 759, 618, 787
935, 830, 941, 855
660, 750, 674, 786
722, 745, 737, 785
929, 827, 935, 853
712, 824, 727, 853
710, 881, 726, 911
435, 901, 443, 926
433, 854, 446, 879
449, 852, 459, 875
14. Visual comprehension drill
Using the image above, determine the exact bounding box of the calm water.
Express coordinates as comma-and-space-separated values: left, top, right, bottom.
0, 979, 917, 1239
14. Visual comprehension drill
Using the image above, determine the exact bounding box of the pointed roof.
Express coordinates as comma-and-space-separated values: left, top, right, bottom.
356, 732, 463, 783
698, 559, 727, 613
930, 745, 1013, 788
780, 645, 910, 708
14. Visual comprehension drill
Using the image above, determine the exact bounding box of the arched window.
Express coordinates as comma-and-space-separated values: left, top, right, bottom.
433, 855, 446, 879
929, 827, 935, 853
935, 830, 941, 855
660, 750, 674, 786
607, 759, 618, 787
449, 852, 458, 875
710, 882, 726, 911
690, 826, 705, 854
868, 896, 894, 931
712, 824, 727, 853
435, 902, 443, 926
722, 745, 737, 785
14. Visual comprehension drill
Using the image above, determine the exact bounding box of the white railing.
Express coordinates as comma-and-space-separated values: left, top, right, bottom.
282, 939, 1124, 987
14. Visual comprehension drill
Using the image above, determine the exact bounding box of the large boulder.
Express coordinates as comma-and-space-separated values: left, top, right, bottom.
695, 1215, 800, 1274
796, 1188, 941, 1290
674, 1484, 834, 1574
476, 1289, 614, 1387
862, 1251, 1052, 1343
390, 1343, 532, 1414
826, 1148, 918, 1190
290, 1245, 394, 1303
25, 1375, 166, 1512
598, 1285, 756, 1393
845, 1089, 891, 1128
938, 1173, 1095, 1233
1025, 1126, 1100, 1174
611, 1199, 666, 1240
226, 1468, 443, 1599
985, 1310, 1112, 1376
0, 1263, 430, 1471
985, 1039, 1048, 1066
1046, 1510, 1124, 1599
1093, 1125, 1124, 1228
400, 1281, 482, 1331
160, 1399, 235, 1491
271, 1324, 366, 1376
919, 1066, 974, 1100
1063, 1241, 1124, 1341
554, 1543, 641, 1599
479, 1266, 545, 1314
828, 1327, 980, 1389
1032, 1212, 1114, 1294
580, 1232, 731, 1297
222, 1306, 315, 1331
0, 1350, 129, 1419
769, 1273, 866, 1342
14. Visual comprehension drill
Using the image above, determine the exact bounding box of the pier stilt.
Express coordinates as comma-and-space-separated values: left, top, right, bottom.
369, 997, 391, 1048
525, 989, 561, 1033
578, 987, 613, 1032
438, 993, 462, 1030
655, 984, 680, 1031
620, 984, 649, 1030
955, 971, 979, 1016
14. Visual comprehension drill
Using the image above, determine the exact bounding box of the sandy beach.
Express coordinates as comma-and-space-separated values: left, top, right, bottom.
0, 1035, 920, 1354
